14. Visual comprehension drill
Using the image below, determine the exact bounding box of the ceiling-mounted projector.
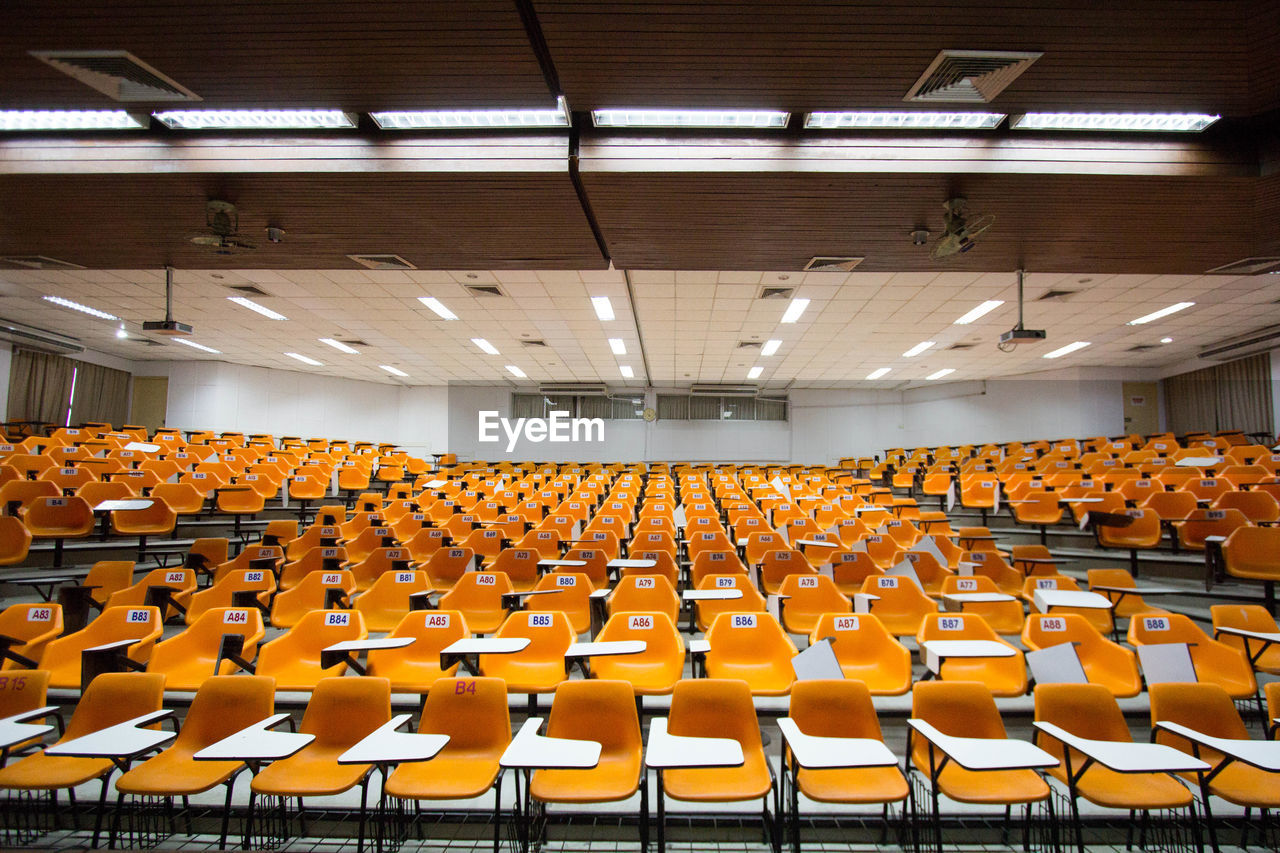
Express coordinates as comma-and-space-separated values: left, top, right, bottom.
142, 267, 193, 336
997, 269, 1045, 352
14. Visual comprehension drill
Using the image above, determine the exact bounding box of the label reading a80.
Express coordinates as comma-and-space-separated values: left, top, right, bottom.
475, 574, 496, 586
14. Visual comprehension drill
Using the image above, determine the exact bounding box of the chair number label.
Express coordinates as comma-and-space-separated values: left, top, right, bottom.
1143, 617, 1170, 631
833, 616, 859, 631
956, 578, 978, 591
454, 679, 476, 694
1036, 579, 1058, 589
877, 577, 899, 588
715, 577, 737, 588
385, 549, 404, 559
628, 615, 653, 630
529, 613, 553, 627
223, 610, 249, 624
970, 553, 987, 562
709, 553, 725, 562
732, 614, 757, 628
1040, 617, 1067, 632
321, 548, 338, 558
61, 468, 77, 476
325, 613, 350, 626
1206, 510, 1225, 520
797, 576, 818, 588
556, 575, 577, 587
47, 498, 66, 506
938, 616, 964, 631
320, 527, 337, 535
867, 535, 882, 543
395, 572, 415, 583
165, 571, 186, 583
448, 549, 465, 558
27, 608, 52, 622
244, 571, 264, 582
322, 573, 343, 584
126, 609, 151, 623
427, 614, 450, 627
635, 577, 655, 589
476, 574, 496, 586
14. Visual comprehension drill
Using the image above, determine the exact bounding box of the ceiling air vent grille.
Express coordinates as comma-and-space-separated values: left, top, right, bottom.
228, 284, 270, 296
339, 339, 368, 347
520, 339, 548, 348
1, 255, 85, 271
758, 286, 795, 300
947, 343, 976, 350
803, 256, 864, 272
1037, 289, 1079, 302
905, 50, 1043, 103
464, 284, 506, 297
30, 50, 200, 102
737, 341, 762, 349
1127, 344, 1159, 352
347, 254, 416, 271
1205, 256, 1280, 275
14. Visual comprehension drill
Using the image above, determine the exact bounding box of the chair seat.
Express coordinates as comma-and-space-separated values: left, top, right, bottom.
590, 659, 683, 695
796, 765, 910, 804
932, 765, 1048, 805
384, 753, 501, 800
664, 750, 772, 802
531, 753, 641, 803
251, 748, 370, 797
479, 661, 565, 693
704, 660, 793, 696
116, 748, 239, 796
1048, 765, 1191, 810
0, 753, 112, 790
1202, 762, 1280, 808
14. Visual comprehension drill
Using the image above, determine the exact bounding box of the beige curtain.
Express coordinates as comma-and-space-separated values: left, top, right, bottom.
6, 349, 76, 425
70, 361, 132, 427
1162, 353, 1274, 436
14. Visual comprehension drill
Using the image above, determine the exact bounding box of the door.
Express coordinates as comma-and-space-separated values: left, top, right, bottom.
129, 376, 168, 433
1122, 381, 1158, 436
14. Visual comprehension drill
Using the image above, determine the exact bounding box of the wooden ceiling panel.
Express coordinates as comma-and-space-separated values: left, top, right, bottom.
0, 171, 607, 270
580, 170, 1257, 274
536, 0, 1257, 116
0, 1, 552, 110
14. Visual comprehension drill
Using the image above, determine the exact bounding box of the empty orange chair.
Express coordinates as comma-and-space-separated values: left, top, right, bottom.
607, 574, 679, 624
590, 612, 685, 696
704, 612, 796, 695
214, 544, 284, 583
146, 606, 265, 690
37, 605, 163, 689
1023, 613, 1141, 698
917, 612, 1027, 697
186, 567, 276, 625
808, 612, 911, 695
776, 573, 850, 635
423, 547, 477, 591
1220, 526, 1280, 604
1094, 508, 1162, 575
1211, 604, 1280, 675
562, 547, 610, 587
480, 610, 574, 703
352, 568, 431, 631
24, 496, 93, 567
1021, 574, 1113, 634
270, 569, 356, 629
758, 548, 816, 596
0, 516, 32, 566
437, 571, 512, 634
690, 550, 747, 587
829, 551, 883, 595
940, 575, 1024, 635
104, 566, 196, 620
1128, 612, 1257, 700
1086, 568, 1169, 620
527, 571, 594, 634
960, 550, 1023, 596
0, 602, 62, 670
1178, 507, 1251, 551
487, 548, 540, 591
344, 545, 414, 592
692, 573, 766, 632
858, 574, 935, 637
366, 610, 469, 692
255, 609, 367, 691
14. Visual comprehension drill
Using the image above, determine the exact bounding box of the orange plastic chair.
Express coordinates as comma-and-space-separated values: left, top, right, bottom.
422, 547, 477, 591
1085, 568, 1169, 620
1221, 526, 1280, 603
255, 609, 367, 691
0, 602, 63, 671
351, 569, 431, 632
437, 571, 513, 634
1178, 507, 1252, 551
480, 610, 574, 705
940, 575, 1025, 635
607, 574, 680, 624
917, 612, 1027, 697
214, 544, 284, 584
858, 575, 935, 637
705, 612, 796, 696
828, 551, 883, 595
776, 573, 850, 635
147, 605, 266, 690
186, 567, 276, 625
0, 516, 32, 566
104, 566, 196, 614
960, 550, 1023, 596
37, 605, 163, 689
1094, 508, 1162, 575
690, 550, 747, 587
692, 573, 766, 633
1211, 604, 1280, 675
24, 496, 94, 567
522, 571, 593, 634
808, 612, 911, 695
344, 545, 414, 592
249, 677, 390, 846
365, 610, 469, 692
1128, 612, 1257, 700
270, 569, 356, 629
590, 612, 685, 696
382, 676, 510, 848
487, 548, 541, 591
1022, 574, 1113, 634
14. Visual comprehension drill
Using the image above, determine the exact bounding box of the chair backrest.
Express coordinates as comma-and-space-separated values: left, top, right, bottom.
1127, 612, 1205, 646
706, 611, 797, 665
910, 681, 1007, 765
1033, 683, 1132, 754
0, 602, 63, 646
668, 678, 762, 749
1150, 682, 1249, 742
299, 676, 391, 748
789, 678, 885, 740
419, 676, 510, 751
608, 574, 679, 620
493, 609, 575, 656
546, 679, 641, 757
1222, 526, 1280, 578
61, 672, 167, 741
0, 669, 51, 717
424, 547, 476, 586
167, 675, 276, 751
1022, 612, 1104, 650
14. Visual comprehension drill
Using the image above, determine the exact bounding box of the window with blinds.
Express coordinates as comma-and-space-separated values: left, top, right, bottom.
655, 394, 788, 421
510, 393, 643, 420
1162, 353, 1274, 436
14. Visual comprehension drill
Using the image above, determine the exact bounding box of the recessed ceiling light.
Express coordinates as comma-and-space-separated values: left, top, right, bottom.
761, 339, 782, 356
1127, 302, 1195, 325
0, 110, 144, 131
506, 365, 527, 378
154, 109, 356, 129
926, 368, 955, 380
380, 365, 408, 377
227, 296, 287, 321
418, 297, 458, 320
371, 97, 569, 129
471, 338, 499, 355
747, 366, 764, 379
780, 298, 810, 324
805, 111, 1004, 130
866, 367, 891, 380
591, 296, 615, 322
903, 341, 935, 358
1010, 112, 1220, 132
1043, 341, 1091, 359
953, 300, 1005, 325
619, 365, 635, 378
591, 109, 790, 128
1160, 337, 1173, 344
608, 338, 627, 355
318, 338, 358, 354
284, 352, 323, 366
115, 326, 128, 339
42, 295, 118, 320
173, 338, 220, 354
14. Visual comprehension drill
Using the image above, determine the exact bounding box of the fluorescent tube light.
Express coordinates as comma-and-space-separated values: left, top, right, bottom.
1127, 302, 1195, 325
284, 352, 323, 366
506, 365, 527, 378
0, 110, 144, 131
154, 109, 356, 129
472, 338, 499, 355
592, 109, 790, 128
761, 339, 782, 356
371, 98, 568, 129
926, 368, 955, 380
1010, 112, 1219, 132
42, 295, 117, 320
805, 111, 1004, 130
418, 297, 457, 320
1161, 337, 1173, 344
115, 326, 128, 339
608, 338, 627, 355
380, 365, 408, 377
780, 298, 810, 324
173, 338, 220, 354
1043, 341, 1091, 359
747, 366, 764, 379
903, 341, 935, 358
866, 367, 891, 380
591, 296, 615, 322
319, 338, 359, 354
620, 365, 635, 378
227, 296, 287, 321
953, 300, 1005, 325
